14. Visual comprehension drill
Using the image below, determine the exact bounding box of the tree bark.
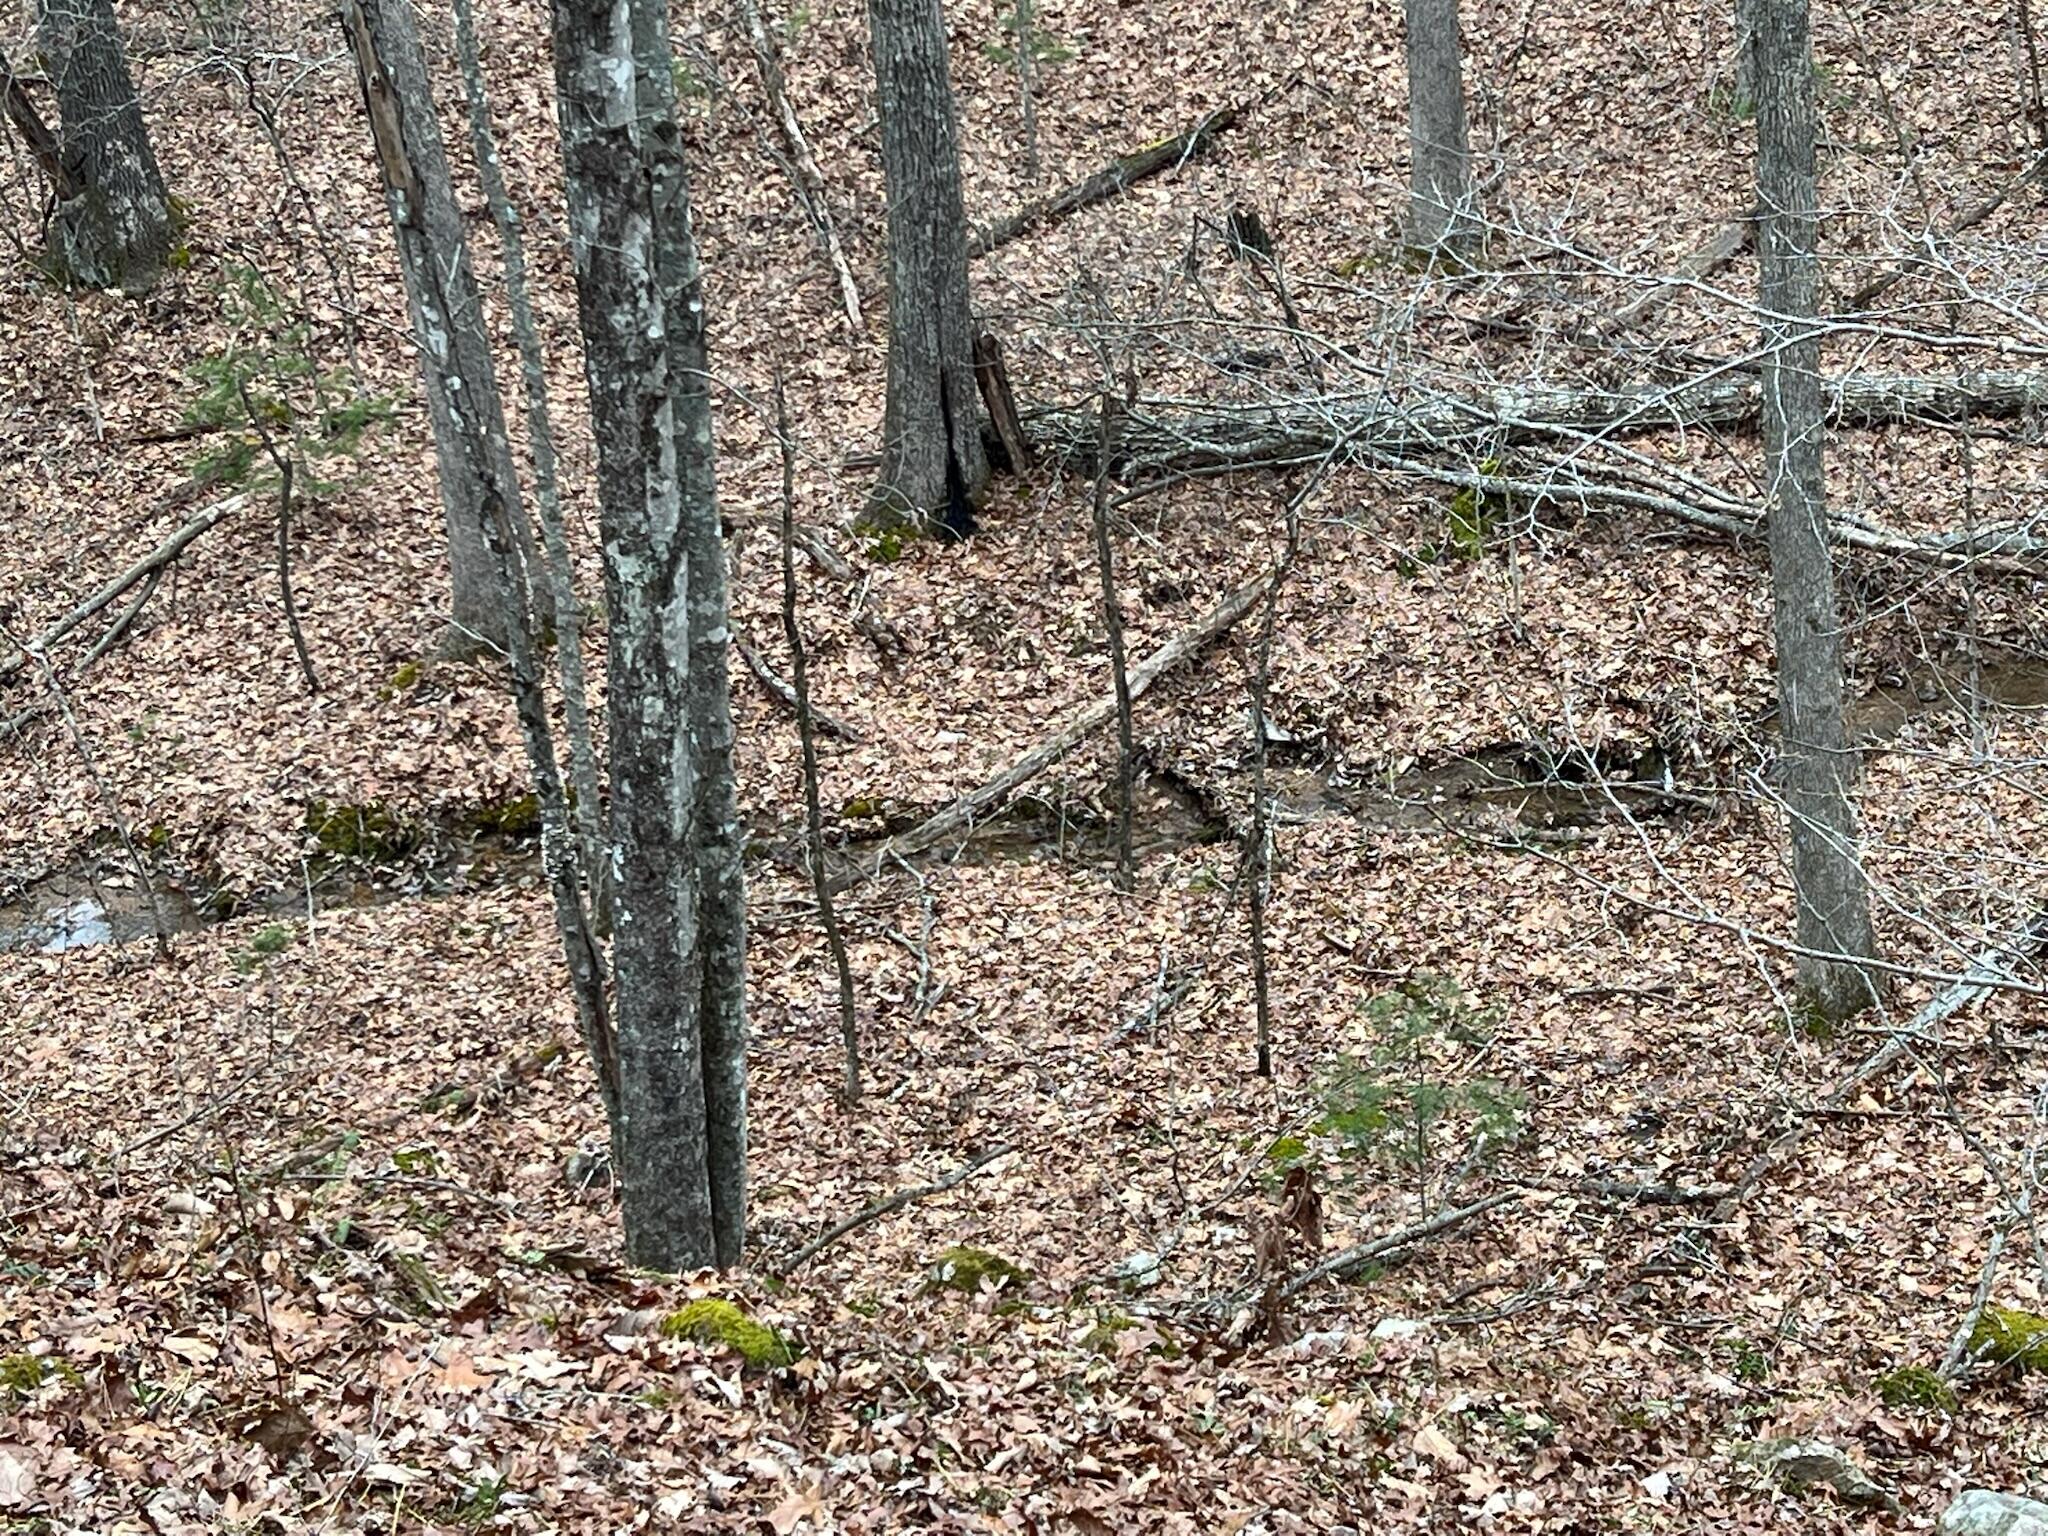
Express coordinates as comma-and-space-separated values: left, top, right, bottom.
1749, 0, 1878, 1018
340, 0, 617, 1136
35, 0, 171, 293
339, 0, 513, 653
549, 0, 749, 1272
867, 0, 990, 532
1403, 0, 1476, 253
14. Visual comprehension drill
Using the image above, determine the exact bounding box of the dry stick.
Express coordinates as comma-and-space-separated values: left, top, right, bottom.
778, 1145, 1014, 1275
1588, 211, 1753, 342
0, 492, 251, 685
777, 376, 862, 1105
735, 635, 865, 742
1090, 395, 1136, 891
843, 565, 1277, 885
1013, 0, 1039, 179
1281, 1189, 1523, 1299
1942, 1216, 2013, 1379
736, 0, 863, 334
971, 100, 1246, 257
0, 51, 69, 194
1846, 151, 2048, 311
238, 381, 321, 694
452, 0, 610, 933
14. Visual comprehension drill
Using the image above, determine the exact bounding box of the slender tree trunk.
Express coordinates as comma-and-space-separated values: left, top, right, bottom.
1402, 0, 1476, 254
867, 0, 990, 533
339, 0, 511, 653
35, 0, 171, 292
1749, 0, 1879, 1019
340, 0, 618, 1123
549, 0, 749, 1272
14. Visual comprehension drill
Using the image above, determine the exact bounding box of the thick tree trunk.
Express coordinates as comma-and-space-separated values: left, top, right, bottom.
1749, 0, 1878, 1018
339, 0, 512, 653
1403, 0, 1476, 253
867, 0, 990, 532
550, 0, 748, 1272
35, 0, 171, 293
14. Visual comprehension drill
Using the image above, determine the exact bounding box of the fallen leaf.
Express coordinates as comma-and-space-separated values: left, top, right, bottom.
766, 1487, 823, 1534
0, 1445, 35, 1510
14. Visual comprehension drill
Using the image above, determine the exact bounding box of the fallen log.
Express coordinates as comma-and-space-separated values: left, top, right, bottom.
842, 564, 1276, 880
971, 101, 1244, 258
1038, 368, 2048, 480
1, 492, 252, 685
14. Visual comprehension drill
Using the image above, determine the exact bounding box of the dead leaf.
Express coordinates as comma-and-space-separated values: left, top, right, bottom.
0, 1445, 35, 1510
765, 1487, 824, 1534
1412, 1421, 1469, 1472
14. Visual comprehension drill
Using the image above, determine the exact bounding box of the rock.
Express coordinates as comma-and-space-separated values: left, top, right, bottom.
1942, 1490, 2048, 1536
1745, 1438, 1899, 1512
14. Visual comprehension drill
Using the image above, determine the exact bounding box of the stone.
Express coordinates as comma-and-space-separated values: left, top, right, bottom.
1941, 1491, 2048, 1536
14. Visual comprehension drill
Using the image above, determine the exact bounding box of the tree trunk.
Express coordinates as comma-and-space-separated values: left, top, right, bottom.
339, 0, 513, 654
867, 0, 990, 533
340, 0, 617, 1129
35, 0, 171, 293
1749, 0, 1878, 1018
549, 0, 749, 1272
1403, 0, 1476, 254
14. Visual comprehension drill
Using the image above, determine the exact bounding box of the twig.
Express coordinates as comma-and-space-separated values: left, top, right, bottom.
1280, 1189, 1522, 1299
777, 373, 862, 1105
116, 1065, 265, 1157
777, 1145, 1014, 1275
1091, 394, 1136, 891
735, 634, 865, 741
238, 381, 321, 693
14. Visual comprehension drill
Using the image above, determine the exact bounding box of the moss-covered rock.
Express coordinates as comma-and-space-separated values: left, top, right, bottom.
923, 1245, 1030, 1296
304, 800, 424, 863
1875, 1364, 1958, 1412
659, 1298, 795, 1369
1968, 1305, 2048, 1371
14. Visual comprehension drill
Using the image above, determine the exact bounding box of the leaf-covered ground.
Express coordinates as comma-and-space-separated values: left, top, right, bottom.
5, 0, 2048, 1529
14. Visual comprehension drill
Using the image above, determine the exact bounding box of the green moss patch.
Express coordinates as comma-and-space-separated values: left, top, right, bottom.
1968, 1305, 2048, 1370
463, 793, 542, 839
304, 800, 425, 864
923, 1245, 1031, 1297
0, 1352, 79, 1398
660, 1298, 795, 1369
1874, 1364, 1957, 1412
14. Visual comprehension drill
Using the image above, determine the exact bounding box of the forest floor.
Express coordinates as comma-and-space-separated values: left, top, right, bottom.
6, 0, 2048, 1530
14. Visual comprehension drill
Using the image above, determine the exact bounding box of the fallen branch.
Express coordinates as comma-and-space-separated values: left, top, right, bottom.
777, 1145, 1014, 1276
1, 493, 251, 685
1714, 909, 2048, 1223
843, 565, 1276, 880
1588, 210, 1753, 342
1041, 368, 2048, 482
971, 101, 1244, 257
419, 1037, 566, 1117
736, 634, 865, 742
1281, 1189, 1522, 1299
1847, 151, 2048, 311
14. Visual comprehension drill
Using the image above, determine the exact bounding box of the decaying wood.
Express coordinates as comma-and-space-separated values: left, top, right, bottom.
736, 635, 865, 742
419, 1037, 567, 1117
970, 101, 1243, 257
974, 330, 1034, 470
845, 565, 1276, 879
1047, 368, 2048, 481
0, 51, 69, 195
1, 492, 251, 686
778, 1145, 1014, 1275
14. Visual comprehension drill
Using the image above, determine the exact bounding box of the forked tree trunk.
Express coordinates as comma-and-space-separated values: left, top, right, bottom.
339, 0, 513, 653
36, 0, 171, 292
867, 0, 990, 532
1749, 0, 1878, 1019
1402, 0, 1476, 253
550, 0, 749, 1272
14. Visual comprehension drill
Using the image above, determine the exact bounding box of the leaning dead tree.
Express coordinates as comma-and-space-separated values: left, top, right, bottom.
340, 0, 520, 653
33, 0, 172, 292
1749, 0, 1878, 1018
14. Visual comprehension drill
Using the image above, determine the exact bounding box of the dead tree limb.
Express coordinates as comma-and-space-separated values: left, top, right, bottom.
971, 101, 1244, 257
1846, 151, 2048, 311
736, 635, 865, 741
736, 0, 864, 334
0, 51, 69, 196
1588, 210, 1753, 341
975, 330, 1034, 470
778, 1145, 1014, 1275
1, 492, 252, 685
845, 565, 1276, 880
1044, 368, 2048, 481
1281, 1189, 1522, 1298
